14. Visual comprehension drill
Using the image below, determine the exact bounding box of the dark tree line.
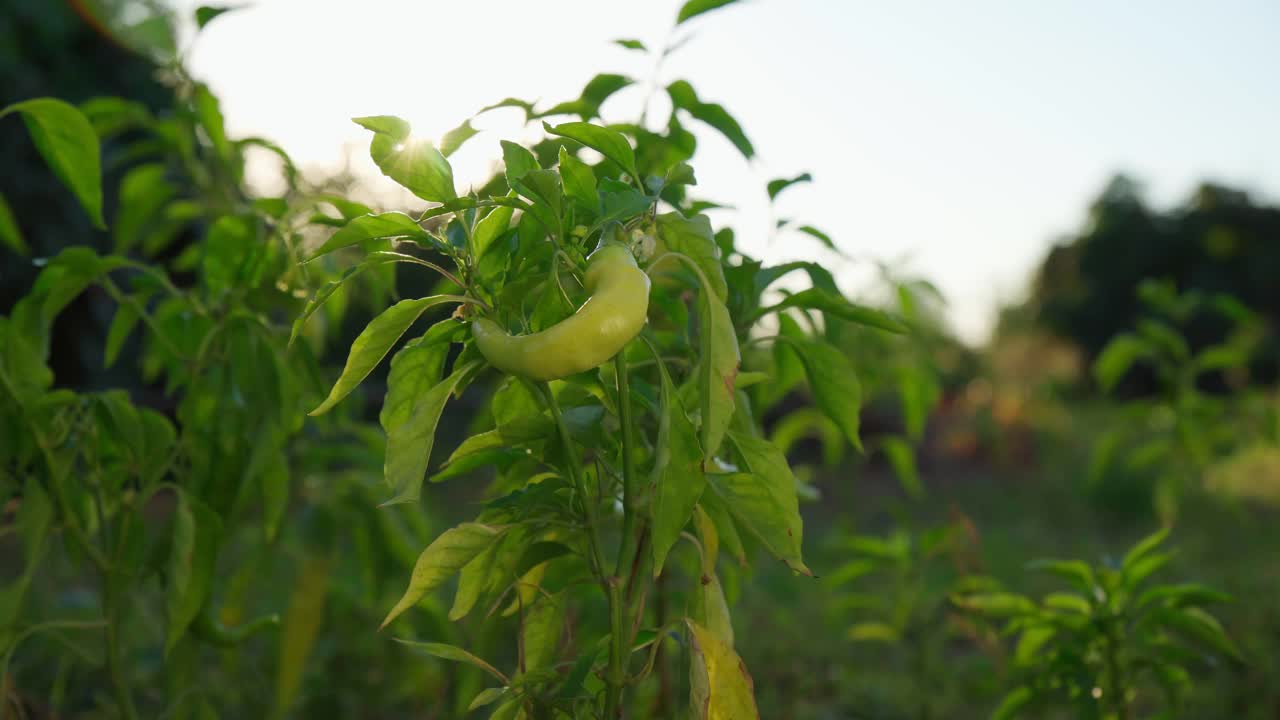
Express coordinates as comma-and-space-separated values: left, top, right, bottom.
1013, 174, 1280, 388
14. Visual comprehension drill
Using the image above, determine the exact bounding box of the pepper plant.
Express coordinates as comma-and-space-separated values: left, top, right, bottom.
1091, 279, 1270, 522
295, 5, 906, 718
954, 529, 1240, 719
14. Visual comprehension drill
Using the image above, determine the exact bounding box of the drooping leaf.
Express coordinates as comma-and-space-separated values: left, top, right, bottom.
655, 212, 727, 301
879, 436, 922, 498
1156, 606, 1242, 661
395, 640, 509, 683
667, 80, 753, 159
686, 619, 759, 720
614, 38, 647, 51
793, 337, 864, 452
311, 296, 461, 416
382, 360, 482, 504
381, 523, 505, 629
693, 572, 735, 649
289, 252, 417, 347
165, 493, 222, 653
712, 432, 808, 574
2, 98, 104, 228
274, 553, 333, 717
796, 225, 838, 252
650, 353, 706, 576
521, 593, 564, 672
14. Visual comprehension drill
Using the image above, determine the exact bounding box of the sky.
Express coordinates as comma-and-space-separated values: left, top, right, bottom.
183, 0, 1280, 343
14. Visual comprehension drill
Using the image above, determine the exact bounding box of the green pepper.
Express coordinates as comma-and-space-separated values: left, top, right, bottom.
472, 242, 650, 381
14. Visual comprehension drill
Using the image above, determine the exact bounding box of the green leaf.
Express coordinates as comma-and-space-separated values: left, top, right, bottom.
766, 173, 812, 201
1121, 527, 1170, 573
756, 288, 908, 333
192, 83, 233, 167
395, 640, 509, 683
382, 360, 482, 505
667, 80, 753, 159
655, 212, 727, 301
18, 479, 53, 571
380, 324, 459, 439
2, 98, 104, 228
700, 282, 740, 461
274, 554, 333, 717
1136, 583, 1232, 611
559, 146, 598, 213
468, 688, 509, 711
1043, 592, 1091, 615
310, 296, 461, 415
202, 214, 266, 295
1093, 333, 1152, 392
501, 140, 540, 188
195, 5, 236, 29
1027, 559, 1096, 594
166, 493, 222, 653
676, 0, 742, 25
650, 353, 706, 576
1124, 551, 1173, 589
953, 592, 1035, 617
714, 432, 808, 574
318, 194, 373, 220
354, 115, 456, 203
289, 252, 412, 346
104, 296, 143, 368
880, 436, 922, 498
440, 119, 479, 157
699, 493, 746, 566
686, 619, 759, 720
1156, 606, 1242, 661
794, 338, 864, 453
693, 572, 735, 649
513, 168, 563, 223
260, 455, 289, 542
796, 225, 838, 252
543, 121, 639, 181
847, 622, 899, 643
473, 204, 514, 260
381, 523, 505, 629
522, 593, 564, 672
0, 193, 27, 254
614, 38, 647, 51
991, 686, 1035, 720
581, 73, 634, 111
307, 211, 430, 261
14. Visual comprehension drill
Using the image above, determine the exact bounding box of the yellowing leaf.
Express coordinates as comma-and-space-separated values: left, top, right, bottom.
687, 619, 759, 720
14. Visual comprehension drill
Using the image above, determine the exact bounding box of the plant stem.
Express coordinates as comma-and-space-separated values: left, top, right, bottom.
103, 573, 139, 720
608, 350, 642, 718
1104, 619, 1128, 720
539, 382, 626, 717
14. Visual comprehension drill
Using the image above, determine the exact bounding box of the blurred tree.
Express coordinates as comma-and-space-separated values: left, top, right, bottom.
1011, 173, 1280, 390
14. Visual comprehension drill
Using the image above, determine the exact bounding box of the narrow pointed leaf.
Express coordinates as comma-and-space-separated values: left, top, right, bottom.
381, 523, 504, 628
